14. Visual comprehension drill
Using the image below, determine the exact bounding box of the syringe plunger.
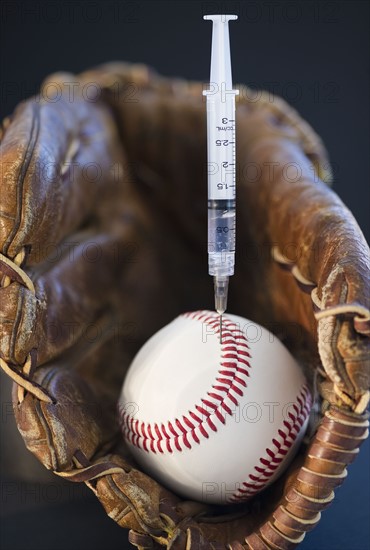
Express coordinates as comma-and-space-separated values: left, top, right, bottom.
203, 14, 237, 90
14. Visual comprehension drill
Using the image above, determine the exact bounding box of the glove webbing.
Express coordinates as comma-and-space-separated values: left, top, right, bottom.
272, 246, 370, 414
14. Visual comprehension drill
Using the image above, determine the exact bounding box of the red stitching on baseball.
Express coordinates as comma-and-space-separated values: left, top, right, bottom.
168, 422, 178, 438
229, 384, 312, 502
221, 402, 233, 415
201, 399, 218, 410
175, 419, 186, 435
189, 411, 202, 423
207, 416, 217, 432
208, 392, 223, 401
196, 405, 211, 417
119, 311, 251, 455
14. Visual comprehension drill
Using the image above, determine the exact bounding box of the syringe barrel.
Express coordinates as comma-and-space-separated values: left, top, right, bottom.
206, 93, 237, 278
208, 200, 235, 277
204, 14, 238, 281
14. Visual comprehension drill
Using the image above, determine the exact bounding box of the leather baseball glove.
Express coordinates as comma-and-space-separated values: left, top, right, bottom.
1, 62, 369, 549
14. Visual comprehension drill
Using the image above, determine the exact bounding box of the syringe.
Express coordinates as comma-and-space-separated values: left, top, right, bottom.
203, 14, 238, 332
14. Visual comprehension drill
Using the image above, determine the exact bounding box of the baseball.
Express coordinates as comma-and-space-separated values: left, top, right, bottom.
118, 310, 312, 504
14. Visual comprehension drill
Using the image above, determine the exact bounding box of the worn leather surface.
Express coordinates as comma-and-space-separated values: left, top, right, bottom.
0, 62, 369, 549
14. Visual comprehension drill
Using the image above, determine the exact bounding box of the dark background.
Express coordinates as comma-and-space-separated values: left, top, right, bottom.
0, 1, 369, 549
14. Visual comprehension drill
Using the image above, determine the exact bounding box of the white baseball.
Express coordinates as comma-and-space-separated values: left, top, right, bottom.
118, 310, 312, 504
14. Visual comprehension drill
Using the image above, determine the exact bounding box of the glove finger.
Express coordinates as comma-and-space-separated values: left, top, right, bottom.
11, 326, 130, 467
1, 221, 147, 369
0, 74, 123, 265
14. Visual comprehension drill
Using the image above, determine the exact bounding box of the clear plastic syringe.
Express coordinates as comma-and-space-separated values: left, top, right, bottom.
203, 14, 238, 323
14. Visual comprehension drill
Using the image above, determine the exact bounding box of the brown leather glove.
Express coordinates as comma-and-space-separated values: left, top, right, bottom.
0, 62, 369, 549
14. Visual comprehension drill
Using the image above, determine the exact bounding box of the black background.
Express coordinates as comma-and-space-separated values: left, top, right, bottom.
0, 1, 369, 549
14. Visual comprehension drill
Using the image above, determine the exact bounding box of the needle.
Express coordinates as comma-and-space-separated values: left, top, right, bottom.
214, 275, 227, 343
